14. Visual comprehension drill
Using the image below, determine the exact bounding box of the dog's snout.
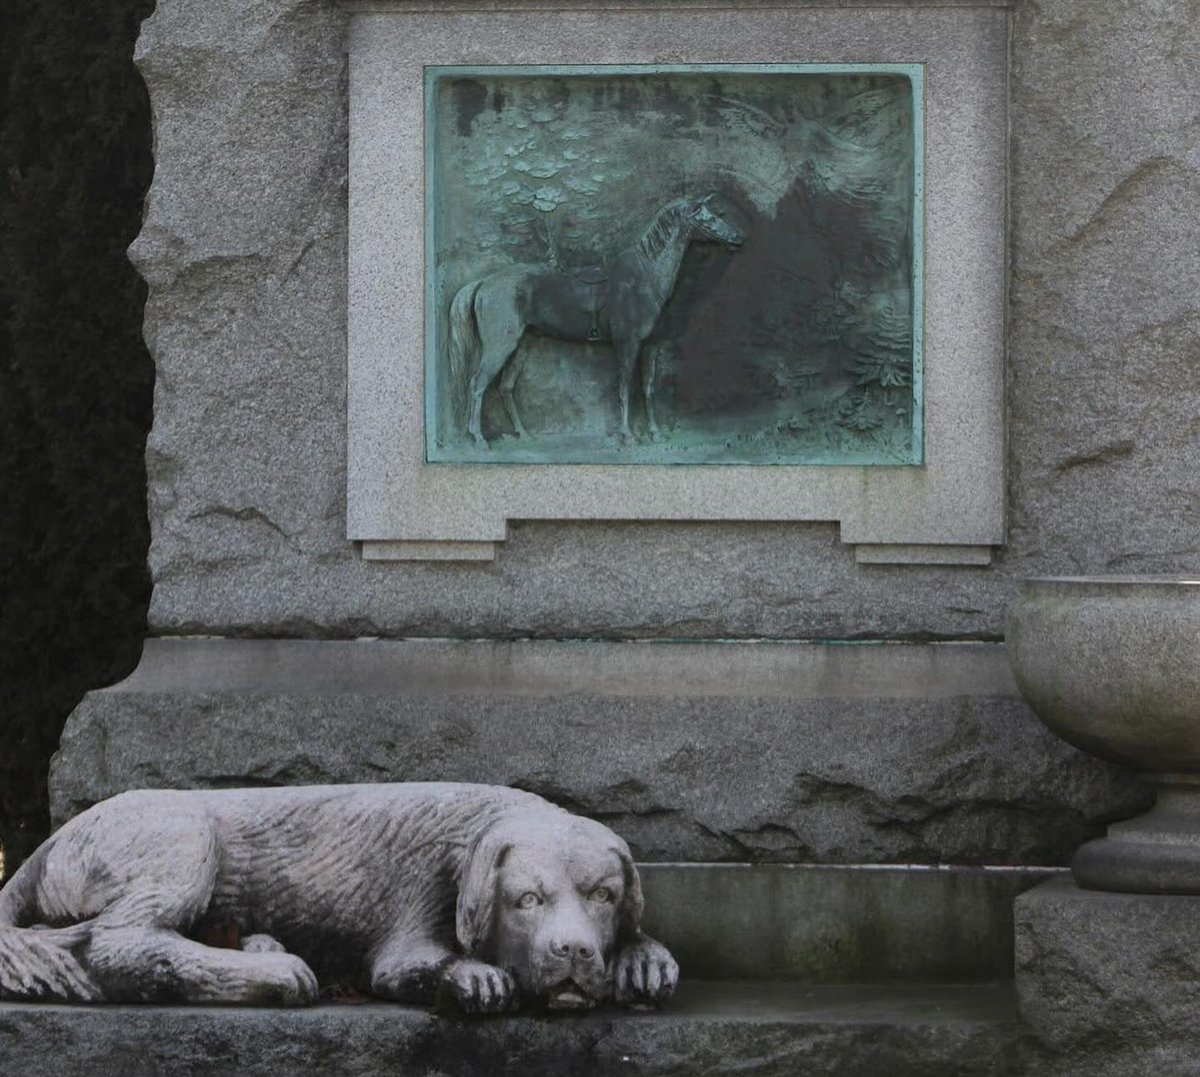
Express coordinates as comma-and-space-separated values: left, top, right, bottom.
549, 937, 596, 961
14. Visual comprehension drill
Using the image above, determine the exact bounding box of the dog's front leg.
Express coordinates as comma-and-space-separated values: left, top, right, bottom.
369, 933, 517, 1013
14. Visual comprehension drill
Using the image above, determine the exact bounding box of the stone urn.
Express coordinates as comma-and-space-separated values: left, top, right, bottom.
1007, 576, 1200, 893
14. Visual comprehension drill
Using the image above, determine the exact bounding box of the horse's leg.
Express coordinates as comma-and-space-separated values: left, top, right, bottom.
498, 347, 532, 440
468, 291, 524, 447
616, 337, 641, 443
642, 344, 663, 441
467, 369, 488, 447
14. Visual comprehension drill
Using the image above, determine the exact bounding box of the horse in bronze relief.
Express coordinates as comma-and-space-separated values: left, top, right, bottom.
448, 194, 745, 446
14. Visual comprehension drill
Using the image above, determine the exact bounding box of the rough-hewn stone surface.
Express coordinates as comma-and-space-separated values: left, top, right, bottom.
0, 982, 1021, 1077
1015, 878, 1200, 1076
1007, 0, 1200, 585
130, 0, 1200, 641
50, 640, 1146, 864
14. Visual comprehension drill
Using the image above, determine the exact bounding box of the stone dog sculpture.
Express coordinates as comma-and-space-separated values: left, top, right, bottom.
0, 783, 678, 1012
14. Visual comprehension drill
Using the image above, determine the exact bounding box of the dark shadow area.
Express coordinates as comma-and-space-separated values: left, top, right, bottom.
0, 0, 155, 878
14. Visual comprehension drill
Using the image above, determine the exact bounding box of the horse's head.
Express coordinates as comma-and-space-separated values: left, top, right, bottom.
685, 194, 745, 249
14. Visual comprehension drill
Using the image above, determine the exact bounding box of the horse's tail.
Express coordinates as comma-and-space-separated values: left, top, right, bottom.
0, 845, 98, 1002
447, 278, 482, 428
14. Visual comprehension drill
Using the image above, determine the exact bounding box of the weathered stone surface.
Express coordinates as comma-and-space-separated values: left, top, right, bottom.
640, 864, 1055, 983
1015, 878, 1200, 1076
129, 0, 1200, 641
1006, 0, 1200, 583
0, 981, 1020, 1077
50, 640, 1146, 864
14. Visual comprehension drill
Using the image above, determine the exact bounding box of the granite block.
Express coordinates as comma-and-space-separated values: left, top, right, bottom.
50, 640, 1145, 865
1015, 877, 1200, 1076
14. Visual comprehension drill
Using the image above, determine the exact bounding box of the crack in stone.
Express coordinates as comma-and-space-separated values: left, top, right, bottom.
186, 505, 291, 539
1053, 155, 1181, 252
1053, 439, 1136, 473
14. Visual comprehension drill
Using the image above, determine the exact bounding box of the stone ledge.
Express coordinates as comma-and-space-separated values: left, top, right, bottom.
51, 639, 1145, 865
93, 637, 1020, 699
641, 864, 1056, 983
0, 981, 1020, 1077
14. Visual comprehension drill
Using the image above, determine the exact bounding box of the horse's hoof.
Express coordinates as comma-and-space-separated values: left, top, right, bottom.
471, 435, 489, 449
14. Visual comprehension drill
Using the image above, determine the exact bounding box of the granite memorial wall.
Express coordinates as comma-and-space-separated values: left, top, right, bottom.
56, 0, 1200, 861
10, 0, 1200, 1071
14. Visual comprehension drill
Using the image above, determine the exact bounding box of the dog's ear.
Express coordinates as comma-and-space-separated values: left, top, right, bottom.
456, 829, 512, 958
613, 842, 645, 942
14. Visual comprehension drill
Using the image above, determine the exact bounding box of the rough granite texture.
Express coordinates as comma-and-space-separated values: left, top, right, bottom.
0, 982, 1021, 1077
51, 641, 1146, 864
1015, 878, 1200, 1076
130, 0, 1200, 640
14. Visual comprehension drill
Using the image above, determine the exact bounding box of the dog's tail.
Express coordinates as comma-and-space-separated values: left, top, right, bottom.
447, 278, 482, 430
0, 846, 98, 1002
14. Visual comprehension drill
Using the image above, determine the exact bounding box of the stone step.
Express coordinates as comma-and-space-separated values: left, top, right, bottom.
0, 981, 1021, 1077
641, 863, 1057, 982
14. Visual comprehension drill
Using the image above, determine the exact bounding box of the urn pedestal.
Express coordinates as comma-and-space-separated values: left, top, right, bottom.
1008, 576, 1200, 893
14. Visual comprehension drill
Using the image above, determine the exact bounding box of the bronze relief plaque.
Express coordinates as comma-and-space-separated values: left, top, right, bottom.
425, 64, 923, 466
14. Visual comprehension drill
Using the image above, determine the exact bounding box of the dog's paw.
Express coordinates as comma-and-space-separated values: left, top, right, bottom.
441, 958, 518, 1015
250, 952, 319, 1006
241, 933, 287, 954
612, 938, 678, 1008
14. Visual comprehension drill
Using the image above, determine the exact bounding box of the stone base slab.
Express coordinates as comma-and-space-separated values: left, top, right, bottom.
0, 981, 1019, 1077
51, 639, 1144, 865
363, 540, 998, 566
1015, 878, 1200, 1075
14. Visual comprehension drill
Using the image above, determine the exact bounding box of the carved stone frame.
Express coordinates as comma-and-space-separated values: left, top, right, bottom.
342, 0, 1007, 565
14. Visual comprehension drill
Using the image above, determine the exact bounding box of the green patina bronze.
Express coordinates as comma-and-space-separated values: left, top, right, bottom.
425, 64, 923, 466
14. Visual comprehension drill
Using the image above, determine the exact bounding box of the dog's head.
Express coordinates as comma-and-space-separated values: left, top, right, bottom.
456, 810, 643, 1010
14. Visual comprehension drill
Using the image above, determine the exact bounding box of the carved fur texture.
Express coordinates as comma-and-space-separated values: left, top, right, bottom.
0, 783, 677, 1011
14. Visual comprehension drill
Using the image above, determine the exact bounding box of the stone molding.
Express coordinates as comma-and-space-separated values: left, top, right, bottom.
342, 2, 1012, 10
342, 1, 1008, 563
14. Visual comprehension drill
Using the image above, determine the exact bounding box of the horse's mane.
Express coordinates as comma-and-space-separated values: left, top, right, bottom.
635, 200, 689, 262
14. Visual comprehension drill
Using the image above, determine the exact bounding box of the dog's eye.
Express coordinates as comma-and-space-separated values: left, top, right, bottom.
589, 887, 612, 903
516, 891, 543, 910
